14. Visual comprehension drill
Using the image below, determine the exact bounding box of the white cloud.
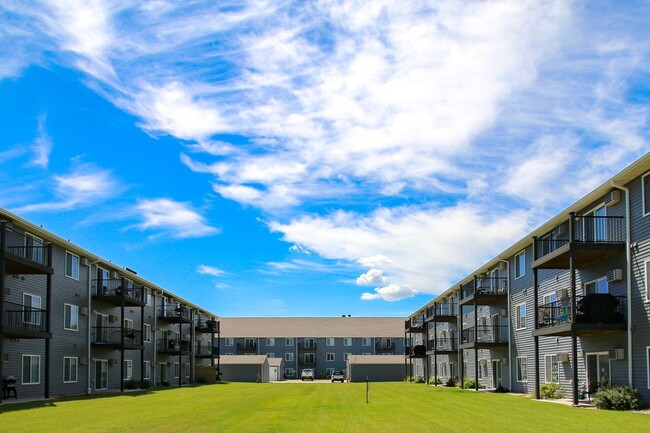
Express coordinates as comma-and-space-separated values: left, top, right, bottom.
356, 269, 387, 286
361, 284, 416, 302
134, 198, 219, 238
30, 114, 53, 168
197, 265, 225, 276
357, 255, 392, 268
289, 245, 311, 255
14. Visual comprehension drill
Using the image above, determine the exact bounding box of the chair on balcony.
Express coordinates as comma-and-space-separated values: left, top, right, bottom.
2, 376, 17, 399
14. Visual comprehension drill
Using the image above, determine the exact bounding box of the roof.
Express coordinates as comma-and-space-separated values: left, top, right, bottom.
268, 358, 283, 367
409, 151, 650, 317
347, 355, 405, 365
219, 355, 268, 365
219, 317, 404, 338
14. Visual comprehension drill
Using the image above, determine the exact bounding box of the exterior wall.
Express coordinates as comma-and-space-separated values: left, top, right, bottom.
348, 364, 403, 382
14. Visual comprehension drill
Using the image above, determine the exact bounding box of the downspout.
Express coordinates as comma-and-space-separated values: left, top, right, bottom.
498, 258, 511, 391
86, 259, 100, 394
611, 181, 632, 386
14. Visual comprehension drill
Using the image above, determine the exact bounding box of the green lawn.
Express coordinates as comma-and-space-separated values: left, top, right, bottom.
1, 382, 649, 433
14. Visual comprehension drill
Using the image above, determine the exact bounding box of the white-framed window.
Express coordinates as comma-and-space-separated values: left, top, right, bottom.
304, 338, 314, 349
124, 360, 133, 380
515, 250, 526, 279
124, 318, 133, 330
144, 324, 152, 343
143, 360, 151, 380
304, 353, 315, 364
545, 355, 559, 383
343, 337, 352, 346
285, 353, 294, 362
64, 304, 79, 331
326, 353, 335, 361
22, 354, 40, 385
285, 368, 295, 378
362, 337, 371, 346
267, 353, 275, 358
344, 353, 351, 360
326, 337, 335, 346
185, 362, 191, 378
645, 261, 650, 303
225, 338, 234, 346
63, 357, 78, 383
285, 338, 294, 346
516, 303, 527, 330
174, 362, 180, 378
440, 362, 447, 377
463, 360, 468, 377
65, 251, 80, 280
25, 232, 44, 263
517, 357, 528, 382
266, 338, 275, 346
543, 292, 557, 305
585, 277, 609, 295
641, 173, 650, 216
23, 293, 42, 325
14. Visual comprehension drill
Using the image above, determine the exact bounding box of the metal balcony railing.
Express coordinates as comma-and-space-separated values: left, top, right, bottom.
92, 278, 144, 302
405, 317, 425, 331
195, 344, 218, 356
535, 216, 625, 259
426, 338, 457, 352
375, 342, 395, 352
91, 326, 143, 345
158, 304, 192, 321
158, 338, 192, 352
461, 325, 508, 344
426, 303, 458, 318
2, 301, 48, 332
462, 278, 507, 299
196, 318, 219, 333
537, 294, 625, 328
3, 227, 50, 267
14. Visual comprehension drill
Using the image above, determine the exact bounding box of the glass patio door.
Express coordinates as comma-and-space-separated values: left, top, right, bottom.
586, 353, 610, 387
492, 360, 502, 388
95, 360, 108, 389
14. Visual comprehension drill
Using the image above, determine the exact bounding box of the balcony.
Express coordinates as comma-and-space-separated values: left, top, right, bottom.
2, 226, 53, 274
158, 304, 193, 324
406, 345, 427, 358
533, 294, 626, 337
460, 325, 508, 349
426, 338, 457, 353
425, 303, 458, 322
92, 278, 145, 307
298, 341, 317, 352
158, 338, 192, 354
375, 342, 395, 354
91, 326, 143, 349
236, 342, 257, 354
1, 301, 51, 339
532, 215, 625, 270
405, 317, 426, 333
196, 318, 219, 334
459, 277, 508, 306
298, 359, 317, 368
195, 343, 218, 358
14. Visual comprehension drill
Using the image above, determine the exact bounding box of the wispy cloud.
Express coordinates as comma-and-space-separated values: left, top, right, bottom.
30, 114, 53, 168
134, 198, 219, 239
197, 264, 225, 276
289, 244, 311, 255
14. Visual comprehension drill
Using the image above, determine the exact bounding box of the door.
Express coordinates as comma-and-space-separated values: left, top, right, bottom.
492, 360, 502, 388
269, 367, 278, 381
586, 352, 610, 388
159, 362, 167, 384
95, 360, 108, 390
95, 313, 109, 343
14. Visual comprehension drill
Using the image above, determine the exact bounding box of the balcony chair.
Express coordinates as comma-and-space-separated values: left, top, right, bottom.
2, 376, 17, 399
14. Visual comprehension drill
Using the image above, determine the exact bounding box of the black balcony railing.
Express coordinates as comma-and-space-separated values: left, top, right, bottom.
195, 344, 218, 356
537, 294, 625, 328
92, 278, 144, 302
3, 227, 50, 268
461, 325, 508, 344
196, 318, 219, 333
298, 341, 317, 351
2, 301, 48, 333
426, 303, 458, 318
375, 342, 395, 352
91, 326, 143, 345
462, 278, 507, 299
426, 338, 457, 351
237, 342, 257, 352
158, 304, 192, 321
535, 216, 625, 259
405, 318, 425, 331
158, 338, 192, 352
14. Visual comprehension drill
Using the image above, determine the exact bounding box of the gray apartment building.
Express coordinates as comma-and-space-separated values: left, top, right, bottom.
0, 209, 219, 402
218, 317, 405, 379
407, 151, 650, 405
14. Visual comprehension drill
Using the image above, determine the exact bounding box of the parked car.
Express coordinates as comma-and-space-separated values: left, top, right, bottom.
331, 371, 345, 383
301, 368, 314, 381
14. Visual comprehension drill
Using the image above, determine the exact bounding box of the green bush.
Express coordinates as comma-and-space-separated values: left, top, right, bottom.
429, 376, 443, 385
540, 382, 565, 399
413, 375, 426, 384
463, 378, 477, 389
594, 386, 643, 411
494, 385, 509, 393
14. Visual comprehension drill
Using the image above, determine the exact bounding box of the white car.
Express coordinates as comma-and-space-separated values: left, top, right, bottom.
301, 368, 315, 381
331, 371, 345, 383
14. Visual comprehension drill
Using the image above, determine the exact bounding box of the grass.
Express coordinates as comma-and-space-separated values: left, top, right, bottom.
1, 382, 649, 433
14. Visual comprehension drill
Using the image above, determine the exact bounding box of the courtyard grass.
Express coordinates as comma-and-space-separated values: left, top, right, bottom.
1, 382, 649, 433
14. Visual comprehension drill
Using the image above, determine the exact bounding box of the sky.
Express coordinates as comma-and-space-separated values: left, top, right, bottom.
0, 1, 648, 318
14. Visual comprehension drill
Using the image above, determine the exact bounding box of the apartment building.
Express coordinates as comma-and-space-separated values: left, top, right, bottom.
407, 152, 650, 405
0, 209, 219, 403
218, 317, 405, 379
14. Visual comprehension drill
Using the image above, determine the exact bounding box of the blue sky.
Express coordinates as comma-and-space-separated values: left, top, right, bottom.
0, 1, 648, 318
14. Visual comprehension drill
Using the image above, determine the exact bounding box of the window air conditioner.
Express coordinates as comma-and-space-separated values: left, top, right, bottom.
604, 190, 621, 207
80, 307, 89, 316
556, 289, 568, 300
109, 314, 119, 323
608, 348, 624, 360
81, 257, 89, 267
606, 268, 623, 283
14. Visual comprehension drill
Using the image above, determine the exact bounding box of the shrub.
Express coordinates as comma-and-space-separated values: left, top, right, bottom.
540, 382, 565, 399
429, 376, 443, 385
413, 375, 426, 384
594, 386, 643, 411
463, 378, 477, 389
445, 377, 457, 387
494, 385, 509, 393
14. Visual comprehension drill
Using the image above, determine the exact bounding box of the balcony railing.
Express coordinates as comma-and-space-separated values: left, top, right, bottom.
158, 338, 192, 352
537, 294, 625, 328
196, 318, 219, 333
461, 325, 508, 344
92, 278, 144, 302
2, 301, 48, 333
237, 342, 257, 352
462, 278, 507, 299
298, 341, 317, 351
535, 216, 625, 259
91, 326, 143, 345
158, 304, 192, 321
3, 227, 50, 268
426, 303, 458, 318
375, 342, 395, 352
195, 344, 218, 356
405, 317, 425, 331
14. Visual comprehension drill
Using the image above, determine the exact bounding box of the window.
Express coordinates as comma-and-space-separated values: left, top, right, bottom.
326, 353, 335, 361
285, 338, 294, 346
440, 362, 447, 377
64, 304, 79, 331
463, 361, 468, 377
63, 357, 78, 383
22, 355, 40, 384
144, 324, 152, 343
23, 293, 42, 325
545, 355, 559, 383
124, 318, 133, 330
267, 353, 275, 358
515, 250, 526, 279
144, 361, 151, 380
225, 338, 234, 346
326, 337, 335, 346
516, 303, 527, 330
517, 357, 528, 382
285, 368, 295, 378
185, 362, 191, 378
266, 338, 275, 346
25, 232, 44, 263
543, 292, 557, 305
304, 353, 315, 364
343, 337, 352, 346
304, 338, 314, 349
174, 362, 180, 378
65, 251, 79, 279
362, 337, 371, 346
585, 277, 609, 295
124, 360, 133, 380
644, 172, 650, 216
285, 353, 294, 362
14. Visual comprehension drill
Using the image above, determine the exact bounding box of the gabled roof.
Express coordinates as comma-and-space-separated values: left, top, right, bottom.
219, 317, 404, 338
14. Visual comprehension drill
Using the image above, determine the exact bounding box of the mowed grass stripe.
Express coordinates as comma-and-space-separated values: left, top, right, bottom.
1, 382, 649, 433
